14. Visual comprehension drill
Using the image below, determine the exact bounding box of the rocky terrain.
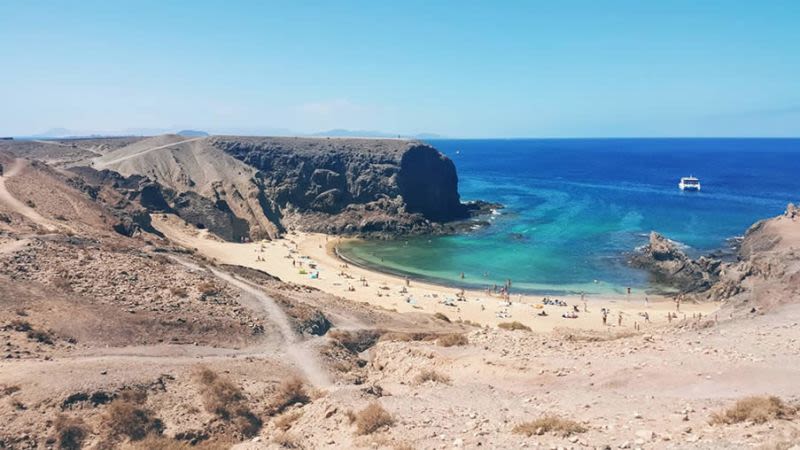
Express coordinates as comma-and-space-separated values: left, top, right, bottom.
0, 140, 798, 449
84, 135, 493, 240
629, 232, 722, 293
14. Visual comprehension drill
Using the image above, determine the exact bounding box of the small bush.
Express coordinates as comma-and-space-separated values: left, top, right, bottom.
195, 367, 262, 437
513, 415, 587, 437
414, 369, 451, 385
103, 399, 164, 441
268, 376, 310, 416
1, 385, 20, 397
27, 329, 55, 344
274, 409, 303, 431
355, 402, 394, 435
437, 333, 468, 347
710, 396, 796, 425
9, 319, 32, 332
197, 281, 218, 296
123, 435, 228, 449
498, 321, 531, 332
272, 431, 302, 449
54, 415, 89, 450
328, 329, 384, 353
170, 287, 188, 298
433, 312, 450, 323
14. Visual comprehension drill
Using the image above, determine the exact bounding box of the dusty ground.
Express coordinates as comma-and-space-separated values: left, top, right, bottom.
0, 151, 798, 449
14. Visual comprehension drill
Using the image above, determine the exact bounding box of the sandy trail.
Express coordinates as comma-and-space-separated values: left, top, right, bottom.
208, 268, 332, 388
0, 159, 59, 232
93, 136, 204, 167
170, 256, 332, 388
152, 214, 719, 332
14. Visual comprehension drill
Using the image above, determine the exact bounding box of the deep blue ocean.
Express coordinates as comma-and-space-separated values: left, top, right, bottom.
340, 139, 800, 295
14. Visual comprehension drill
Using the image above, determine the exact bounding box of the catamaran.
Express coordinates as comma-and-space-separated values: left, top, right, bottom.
678, 176, 701, 191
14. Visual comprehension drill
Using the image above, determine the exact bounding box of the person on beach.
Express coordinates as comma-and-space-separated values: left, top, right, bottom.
644, 312, 650, 323
645, 296, 649, 307
602, 310, 608, 325
405, 277, 410, 287
668, 312, 673, 323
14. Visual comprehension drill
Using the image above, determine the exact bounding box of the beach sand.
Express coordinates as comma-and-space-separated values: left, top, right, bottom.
152, 214, 719, 332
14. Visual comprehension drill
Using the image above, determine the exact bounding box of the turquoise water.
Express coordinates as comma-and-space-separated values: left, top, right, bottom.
340, 139, 800, 295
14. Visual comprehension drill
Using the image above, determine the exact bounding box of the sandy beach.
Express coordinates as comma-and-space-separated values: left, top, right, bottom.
152, 214, 718, 332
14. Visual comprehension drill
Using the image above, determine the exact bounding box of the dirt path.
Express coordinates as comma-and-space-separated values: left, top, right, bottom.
171, 257, 332, 388
0, 159, 58, 232
94, 136, 204, 167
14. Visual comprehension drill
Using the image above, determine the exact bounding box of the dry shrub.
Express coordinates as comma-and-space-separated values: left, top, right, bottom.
513, 415, 587, 437
170, 287, 188, 298
1, 384, 20, 397
274, 409, 304, 431
414, 369, 451, 385
433, 312, 450, 322
122, 435, 228, 450
498, 321, 531, 332
272, 431, 303, 449
54, 415, 89, 450
267, 376, 310, 416
328, 329, 384, 353
560, 329, 636, 342
355, 402, 394, 435
103, 399, 164, 441
710, 396, 796, 425
380, 331, 437, 342
27, 328, 55, 344
195, 367, 262, 437
197, 281, 218, 296
9, 319, 31, 332
437, 333, 468, 347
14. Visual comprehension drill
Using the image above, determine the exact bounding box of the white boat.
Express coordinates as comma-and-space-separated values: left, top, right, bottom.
678, 176, 701, 191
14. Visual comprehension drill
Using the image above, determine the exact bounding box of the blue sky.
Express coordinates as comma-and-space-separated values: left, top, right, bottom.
1, 0, 798, 137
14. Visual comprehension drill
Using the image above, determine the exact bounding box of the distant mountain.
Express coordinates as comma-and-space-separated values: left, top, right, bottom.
311, 129, 444, 139
33, 128, 76, 138
177, 129, 209, 137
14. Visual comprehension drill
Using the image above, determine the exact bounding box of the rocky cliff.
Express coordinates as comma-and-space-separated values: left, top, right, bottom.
632, 205, 800, 311
629, 232, 722, 293
89, 135, 488, 240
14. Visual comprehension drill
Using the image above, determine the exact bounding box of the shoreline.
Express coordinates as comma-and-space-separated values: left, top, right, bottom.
152, 214, 720, 332
334, 237, 681, 297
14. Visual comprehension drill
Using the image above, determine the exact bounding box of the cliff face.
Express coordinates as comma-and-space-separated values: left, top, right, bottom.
89, 135, 482, 240
629, 232, 721, 293
633, 205, 800, 312
208, 136, 471, 237
705, 206, 800, 311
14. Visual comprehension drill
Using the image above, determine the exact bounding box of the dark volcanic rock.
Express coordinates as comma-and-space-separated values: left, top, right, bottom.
209, 136, 475, 237
629, 232, 721, 293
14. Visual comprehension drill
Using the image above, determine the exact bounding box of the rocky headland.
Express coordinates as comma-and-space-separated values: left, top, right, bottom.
632, 204, 800, 314
85, 135, 497, 240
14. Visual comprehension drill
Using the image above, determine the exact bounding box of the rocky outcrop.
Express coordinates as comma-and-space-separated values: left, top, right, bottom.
87, 135, 492, 240
633, 204, 800, 312
208, 136, 478, 237
629, 232, 721, 293
705, 205, 800, 311
68, 167, 250, 241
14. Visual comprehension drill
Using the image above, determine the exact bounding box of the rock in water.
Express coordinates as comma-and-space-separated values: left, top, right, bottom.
629, 232, 720, 293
